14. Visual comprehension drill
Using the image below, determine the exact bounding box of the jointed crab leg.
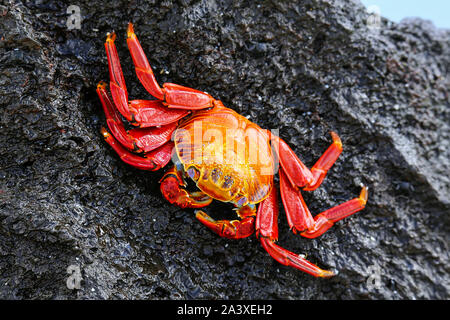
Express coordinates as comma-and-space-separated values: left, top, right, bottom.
105, 32, 132, 121
272, 131, 367, 237
104, 32, 189, 127
300, 186, 368, 239
128, 100, 189, 127
267, 131, 342, 191
97, 82, 178, 153
259, 240, 336, 277
126, 23, 216, 110
256, 187, 336, 278
279, 169, 314, 232
280, 167, 368, 238
126, 23, 164, 100
303, 132, 343, 191
270, 134, 314, 188
195, 205, 256, 239
101, 127, 173, 171
271, 131, 342, 191
160, 166, 213, 208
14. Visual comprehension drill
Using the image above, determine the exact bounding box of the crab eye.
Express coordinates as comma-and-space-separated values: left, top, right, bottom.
187, 166, 200, 181
236, 196, 248, 207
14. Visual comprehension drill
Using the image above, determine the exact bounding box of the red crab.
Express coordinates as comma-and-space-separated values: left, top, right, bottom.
96, 23, 368, 278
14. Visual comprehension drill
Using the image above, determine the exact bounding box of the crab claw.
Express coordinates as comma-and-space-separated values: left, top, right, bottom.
195, 205, 256, 239
160, 166, 212, 208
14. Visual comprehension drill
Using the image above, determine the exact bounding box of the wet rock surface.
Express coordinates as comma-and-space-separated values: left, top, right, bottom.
0, 0, 449, 299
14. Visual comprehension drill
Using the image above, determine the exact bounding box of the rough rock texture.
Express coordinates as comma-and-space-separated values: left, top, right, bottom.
0, 0, 449, 299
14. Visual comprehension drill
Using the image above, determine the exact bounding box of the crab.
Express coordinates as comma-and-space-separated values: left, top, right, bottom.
96, 23, 368, 278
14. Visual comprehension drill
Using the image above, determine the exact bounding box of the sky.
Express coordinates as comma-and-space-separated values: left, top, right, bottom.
360, 0, 450, 29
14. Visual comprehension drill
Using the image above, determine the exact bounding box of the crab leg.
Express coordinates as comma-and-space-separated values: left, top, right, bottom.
104, 32, 190, 126
195, 206, 256, 239
270, 134, 314, 188
303, 132, 343, 191
256, 187, 336, 278
128, 100, 189, 127
160, 166, 213, 208
97, 82, 178, 153
270, 132, 342, 191
280, 167, 368, 238
279, 169, 314, 231
101, 127, 173, 171
126, 23, 164, 100
126, 23, 216, 110
105, 31, 132, 121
